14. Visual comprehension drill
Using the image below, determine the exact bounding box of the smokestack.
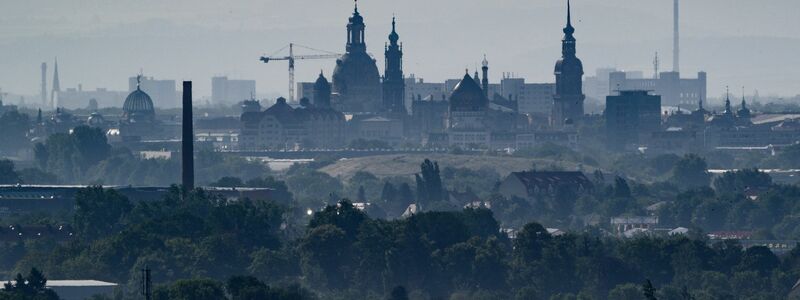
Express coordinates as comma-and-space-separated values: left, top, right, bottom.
182, 81, 194, 191
673, 0, 680, 73
40, 63, 47, 106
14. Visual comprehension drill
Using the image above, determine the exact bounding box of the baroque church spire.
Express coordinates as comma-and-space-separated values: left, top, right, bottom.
552, 0, 585, 127
383, 15, 406, 114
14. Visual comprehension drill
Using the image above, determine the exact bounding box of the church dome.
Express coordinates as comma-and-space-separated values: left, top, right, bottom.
449, 73, 487, 112
315, 72, 331, 91
331, 52, 381, 109
123, 88, 155, 122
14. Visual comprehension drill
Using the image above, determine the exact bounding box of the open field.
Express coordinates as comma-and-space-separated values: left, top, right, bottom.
319, 153, 590, 179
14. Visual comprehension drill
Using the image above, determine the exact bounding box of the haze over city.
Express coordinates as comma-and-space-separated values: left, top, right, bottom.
2, 0, 800, 99
4, 1, 800, 299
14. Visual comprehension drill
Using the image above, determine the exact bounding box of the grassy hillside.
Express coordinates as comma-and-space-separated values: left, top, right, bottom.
319, 153, 590, 180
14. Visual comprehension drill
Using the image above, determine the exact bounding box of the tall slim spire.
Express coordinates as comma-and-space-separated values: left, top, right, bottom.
564, 0, 575, 36
567, 0, 572, 27
383, 15, 405, 114
724, 86, 732, 114
741, 86, 747, 107
50, 57, 60, 109
553, 0, 584, 128
561, 0, 576, 58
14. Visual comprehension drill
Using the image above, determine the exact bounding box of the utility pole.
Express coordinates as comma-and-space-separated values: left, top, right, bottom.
140, 266, 152, 300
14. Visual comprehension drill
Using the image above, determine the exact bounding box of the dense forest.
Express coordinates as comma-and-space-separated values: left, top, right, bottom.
4, 111, 800, 299
0, 185, 799, 299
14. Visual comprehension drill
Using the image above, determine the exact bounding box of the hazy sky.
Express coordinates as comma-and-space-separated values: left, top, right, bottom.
2, 0, 800, 103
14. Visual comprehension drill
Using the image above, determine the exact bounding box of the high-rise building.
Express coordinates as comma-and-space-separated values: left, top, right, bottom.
609, 71, 706, 107
332, 2, 382, 113
605, 90, 662, 150
552, 0, 585, 127
40, 63, 47, 106
211, 76, 256, 105
382, 17, 406, 114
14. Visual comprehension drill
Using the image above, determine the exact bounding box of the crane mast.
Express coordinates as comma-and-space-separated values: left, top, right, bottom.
260, 43, 341, 103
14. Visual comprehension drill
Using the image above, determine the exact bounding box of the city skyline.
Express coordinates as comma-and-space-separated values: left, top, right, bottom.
1, 0, 799, 100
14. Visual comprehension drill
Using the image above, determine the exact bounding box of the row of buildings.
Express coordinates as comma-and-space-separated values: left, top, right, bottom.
605, 88, 800, 153
42, 61, 255, 109
239, 2, 586, 151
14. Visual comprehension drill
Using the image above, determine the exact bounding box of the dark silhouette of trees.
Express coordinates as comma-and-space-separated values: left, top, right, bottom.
713, 168, 772, 194
671, 154, 711, 189
0, 159, 21, 184
0, 111, 31, 155
415, 159, 444, 208
0, 268, 60, 300
73, 186, 132, 237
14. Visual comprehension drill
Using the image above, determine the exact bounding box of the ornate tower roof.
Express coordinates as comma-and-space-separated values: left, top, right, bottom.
552, 0, 585, 127
346, 0, 367, 53
388, 16, 399, 44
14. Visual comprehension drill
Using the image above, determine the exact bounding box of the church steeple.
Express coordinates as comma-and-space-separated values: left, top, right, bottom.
388, 16, 399, 45
383, 15, 406, 114
562, 0, 577, 58
552, 0, 585, 128
723, 86, 732, 115
738, 86, 751, 119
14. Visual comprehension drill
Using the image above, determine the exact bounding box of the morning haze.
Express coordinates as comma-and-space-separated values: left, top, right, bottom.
2, 1, 800, 300
2, 0, 800, 99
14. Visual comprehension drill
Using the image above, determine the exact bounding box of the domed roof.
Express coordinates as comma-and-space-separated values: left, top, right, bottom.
554, 56, 584, 75
449, 73, 487, 112
123, 87, 155, 122
331, 52, 381, 109
315, 72, 330, 90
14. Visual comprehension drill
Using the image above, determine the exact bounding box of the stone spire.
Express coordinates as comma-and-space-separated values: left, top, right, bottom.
383, 15, 405, 113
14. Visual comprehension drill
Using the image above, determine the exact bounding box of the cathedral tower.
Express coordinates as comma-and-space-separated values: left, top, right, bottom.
383, 17, 406, 114
552, 0, 585, 127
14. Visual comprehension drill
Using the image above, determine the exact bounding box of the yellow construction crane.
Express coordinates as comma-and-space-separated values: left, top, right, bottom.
260, 43, 342, 103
